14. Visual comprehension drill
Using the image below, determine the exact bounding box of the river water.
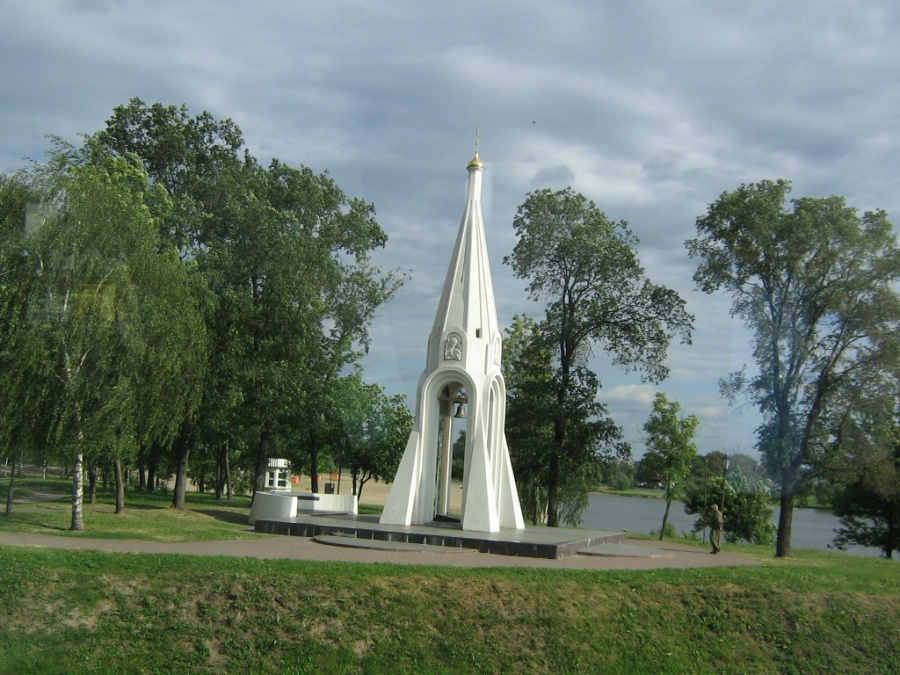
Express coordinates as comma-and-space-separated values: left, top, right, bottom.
581, 493, 883, 558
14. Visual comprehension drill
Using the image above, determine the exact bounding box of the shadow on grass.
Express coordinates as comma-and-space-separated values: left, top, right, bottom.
194, 508, 251, 526
114, 501, 171, 511
1, 512, 69, 532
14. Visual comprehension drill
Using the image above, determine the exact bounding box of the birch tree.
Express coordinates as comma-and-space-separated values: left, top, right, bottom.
2, 147, 205, 529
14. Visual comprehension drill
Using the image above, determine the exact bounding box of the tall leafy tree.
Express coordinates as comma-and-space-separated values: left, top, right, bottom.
336, 374, 412, 503
210, 157, 404, 496
503, 314, 618, 525
95, 98, 243, 507
641, 392, 699, 540
505, 188, 693, 526
1, 145, 206, 529
686, 179, 900, 557
503, 315, 555, 524
95, 97, 244, 254
95, 100, 404, 504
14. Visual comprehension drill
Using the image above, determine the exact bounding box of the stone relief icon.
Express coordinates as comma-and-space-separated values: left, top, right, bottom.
444, 333, 462, 361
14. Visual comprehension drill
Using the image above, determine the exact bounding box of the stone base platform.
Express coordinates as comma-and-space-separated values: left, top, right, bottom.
253, 512, 626, 559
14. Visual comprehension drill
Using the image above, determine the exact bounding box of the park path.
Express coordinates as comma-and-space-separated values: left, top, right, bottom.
0, 530, 761, 571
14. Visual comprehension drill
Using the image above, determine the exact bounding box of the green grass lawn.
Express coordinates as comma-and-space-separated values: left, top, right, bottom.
1, 478, 898, 674
1, 477, 260, 541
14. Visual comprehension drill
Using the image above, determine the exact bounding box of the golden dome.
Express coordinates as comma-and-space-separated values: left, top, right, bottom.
467, 152, 484, 169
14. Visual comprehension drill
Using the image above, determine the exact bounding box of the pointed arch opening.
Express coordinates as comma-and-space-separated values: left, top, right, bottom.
434, 382, 467, 521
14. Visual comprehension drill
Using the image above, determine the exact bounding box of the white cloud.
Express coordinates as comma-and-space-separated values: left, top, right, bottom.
606, 385, 658, 406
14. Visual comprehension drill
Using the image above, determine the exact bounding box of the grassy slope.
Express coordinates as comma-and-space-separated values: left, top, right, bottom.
1, 480, 898, 674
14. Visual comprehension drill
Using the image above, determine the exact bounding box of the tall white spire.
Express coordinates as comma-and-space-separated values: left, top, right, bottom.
380, 144, 525, 533
426, 147, 499, 375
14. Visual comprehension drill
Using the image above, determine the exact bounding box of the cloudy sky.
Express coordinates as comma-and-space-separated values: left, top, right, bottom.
2, 1, 898, 458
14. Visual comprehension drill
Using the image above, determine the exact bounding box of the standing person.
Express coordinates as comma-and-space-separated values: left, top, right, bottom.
710, 503, 724, 553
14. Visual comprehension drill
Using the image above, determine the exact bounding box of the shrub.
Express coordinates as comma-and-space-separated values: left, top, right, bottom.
684, 474, 776, 545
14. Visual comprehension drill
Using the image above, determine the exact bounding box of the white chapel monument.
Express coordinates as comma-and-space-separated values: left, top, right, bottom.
380, 142, 525, 533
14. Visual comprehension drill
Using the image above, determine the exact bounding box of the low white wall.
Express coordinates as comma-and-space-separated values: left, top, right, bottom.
305, 492, 358, 514
249, 491, 358, 525
249, 491, 296, 525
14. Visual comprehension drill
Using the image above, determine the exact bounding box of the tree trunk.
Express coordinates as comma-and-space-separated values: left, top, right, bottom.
659, 498, 672, 540
114, 460, 125, 514
138, 466, 146, 491
5, 452, 17, 516
214, 444, 233, 500
147, 462, 156, 492
547, 365, 571, 528
215, 445, 223, 500
547, 450, 560, 527
71, 451, 84, 531
88, 462, 99, 504
252, 429, 271, 500
310, 431, 320, 494
887, 512, 896, 560
776, 488, 794, 558
172, 422, 192, 509
224, 447, 232, 500
546, 336, 577, 528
